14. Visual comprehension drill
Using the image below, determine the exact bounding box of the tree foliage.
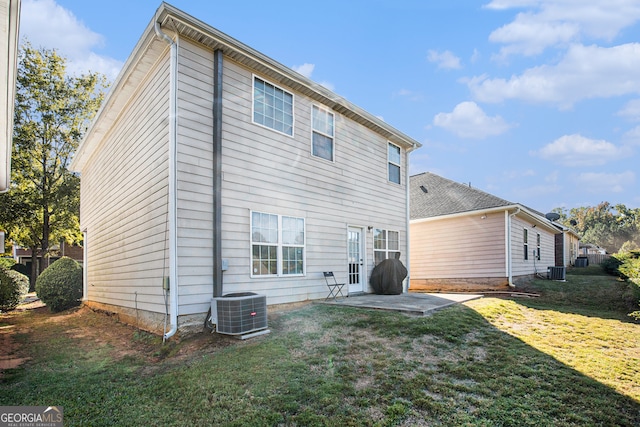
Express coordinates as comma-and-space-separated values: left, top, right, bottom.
554, 202, 640, 253
0, 44, 107, 285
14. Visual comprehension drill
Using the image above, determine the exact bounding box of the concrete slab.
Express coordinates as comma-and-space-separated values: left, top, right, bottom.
322, 292, 482, 316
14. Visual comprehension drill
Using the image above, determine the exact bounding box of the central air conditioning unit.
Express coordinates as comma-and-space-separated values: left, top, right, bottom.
210, 292, 269, 339
547, 266, 566, 281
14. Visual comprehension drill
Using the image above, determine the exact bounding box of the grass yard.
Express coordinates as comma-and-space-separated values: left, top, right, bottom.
1, 267, 639, 426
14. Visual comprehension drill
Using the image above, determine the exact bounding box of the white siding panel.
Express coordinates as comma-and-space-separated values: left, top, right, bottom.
410, 213, 506, 279
175, 40, 215, 316
510, 216, 556, 277
81, 54, 171, 313
218, 60, 409, 304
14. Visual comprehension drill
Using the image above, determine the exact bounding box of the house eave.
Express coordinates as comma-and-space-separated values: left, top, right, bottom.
411, 203, 560, 233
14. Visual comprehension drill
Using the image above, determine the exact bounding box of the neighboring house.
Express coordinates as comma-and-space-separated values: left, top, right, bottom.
14, 242, 84, 273
70, 3, 420, 337
0, 0, 21, 193
553, 222, 580, 267
409, 172, 572, 291
579, 243, 607, 255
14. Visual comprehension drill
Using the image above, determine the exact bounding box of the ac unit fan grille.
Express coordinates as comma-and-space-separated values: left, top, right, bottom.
213, 293, 268, 335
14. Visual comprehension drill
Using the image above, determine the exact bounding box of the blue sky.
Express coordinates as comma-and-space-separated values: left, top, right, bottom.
18, 0, 640, 213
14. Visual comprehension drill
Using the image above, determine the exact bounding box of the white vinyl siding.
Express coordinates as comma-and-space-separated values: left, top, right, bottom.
219, 59, 409, 304
79, 51, 171, 315
410, 213, 506, 280
175, 40, 215, 316
77, 36, 413, 317
510, 217, 555, 277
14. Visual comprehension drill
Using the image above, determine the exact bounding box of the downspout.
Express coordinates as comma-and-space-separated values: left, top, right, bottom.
212, 50, 223, 298
404, 143, 417, 293
82, 229, 88, 301
507, 207, 520, 287
155, 20, 179, 340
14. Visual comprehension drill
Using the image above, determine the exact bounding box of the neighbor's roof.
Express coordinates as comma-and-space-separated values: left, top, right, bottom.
410, 172, 513, 220
410, 172, 568, 234
71, 2, 421, 170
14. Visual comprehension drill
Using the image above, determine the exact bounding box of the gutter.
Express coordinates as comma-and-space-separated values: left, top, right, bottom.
154, 19, 179, 341
506, 207, 520, 288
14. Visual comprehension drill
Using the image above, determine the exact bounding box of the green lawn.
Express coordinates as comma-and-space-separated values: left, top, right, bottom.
1, 269, 639, 426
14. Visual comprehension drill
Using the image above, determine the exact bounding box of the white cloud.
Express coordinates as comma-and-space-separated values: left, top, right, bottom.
292, 63, 315, 78
427, 50, 462, 70
433, 101, 512, 139
20, 0, 123, 80
533, 134, 627, 166
393, 89, 423, 101
485, 0, 640, 57
292, 62, 334, 91
617, 99, 640, 121
622, 125, 640, 146
573, 171, 635, 193
466, 43, 640, 108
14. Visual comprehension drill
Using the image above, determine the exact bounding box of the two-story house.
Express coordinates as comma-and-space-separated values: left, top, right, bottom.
70, 3, 421, 338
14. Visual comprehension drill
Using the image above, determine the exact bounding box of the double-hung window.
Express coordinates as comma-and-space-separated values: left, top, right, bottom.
388, 143, 401, 184
523, 229, 529, 260
253, 76, 294, 136
536, 233, 541, 260
374, 229, 400, 265
312, 105, 334, 161
251, 211, 305, 276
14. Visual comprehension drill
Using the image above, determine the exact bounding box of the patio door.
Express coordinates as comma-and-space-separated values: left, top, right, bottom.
348, 227, 365, 293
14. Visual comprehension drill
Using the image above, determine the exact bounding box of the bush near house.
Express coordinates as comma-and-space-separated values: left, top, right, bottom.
0, 268, 29, 311
602, 250, 640, 318
35, 256, 83, 312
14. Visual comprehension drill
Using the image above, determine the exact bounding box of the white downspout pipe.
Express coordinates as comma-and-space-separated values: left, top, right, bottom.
155, 20, 179, 340
404, 143, 417, 293
507, 207, 520, 287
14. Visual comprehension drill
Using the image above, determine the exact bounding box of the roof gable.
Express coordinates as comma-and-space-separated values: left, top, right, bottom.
72, 2, 421, 170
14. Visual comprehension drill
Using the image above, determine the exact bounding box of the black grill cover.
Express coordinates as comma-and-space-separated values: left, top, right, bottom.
370, 259, 407, 295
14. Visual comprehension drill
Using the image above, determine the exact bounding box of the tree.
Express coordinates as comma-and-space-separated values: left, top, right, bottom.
0, 44, 107, 288
558, 202, 640, 254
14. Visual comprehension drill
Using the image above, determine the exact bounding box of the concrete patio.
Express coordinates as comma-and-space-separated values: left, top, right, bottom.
322, 292, 482, 316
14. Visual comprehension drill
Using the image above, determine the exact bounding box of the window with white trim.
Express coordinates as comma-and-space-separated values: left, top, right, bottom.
253, 76, 294, 136
312, 105, 334, 161
374, 229, 400, 265
251, 211, 305, 276
523, 229, 529, 260
388, 143, 401, 184
536, 233, 541, 260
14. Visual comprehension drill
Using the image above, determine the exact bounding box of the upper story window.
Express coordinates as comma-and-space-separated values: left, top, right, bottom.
374, 229, 400, 265
312, 105, 334, 161
253, 76, 294, 136
251, 211, 305, 276
388, 143, 401, 184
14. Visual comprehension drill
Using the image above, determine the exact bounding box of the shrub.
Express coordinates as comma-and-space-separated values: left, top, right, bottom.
35, 257, 83, 312
0, 257, 16, 269
0, 268, 29, 311
11, 262, 29, 277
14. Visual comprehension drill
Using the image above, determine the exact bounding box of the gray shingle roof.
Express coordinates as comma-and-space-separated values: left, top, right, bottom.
410, 172, 514, 220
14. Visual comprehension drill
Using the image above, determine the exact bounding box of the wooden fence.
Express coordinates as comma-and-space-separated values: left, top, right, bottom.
582, 254, 610, 265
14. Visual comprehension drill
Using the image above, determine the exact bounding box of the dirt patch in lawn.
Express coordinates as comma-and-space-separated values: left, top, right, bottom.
0, 296, 250, 377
